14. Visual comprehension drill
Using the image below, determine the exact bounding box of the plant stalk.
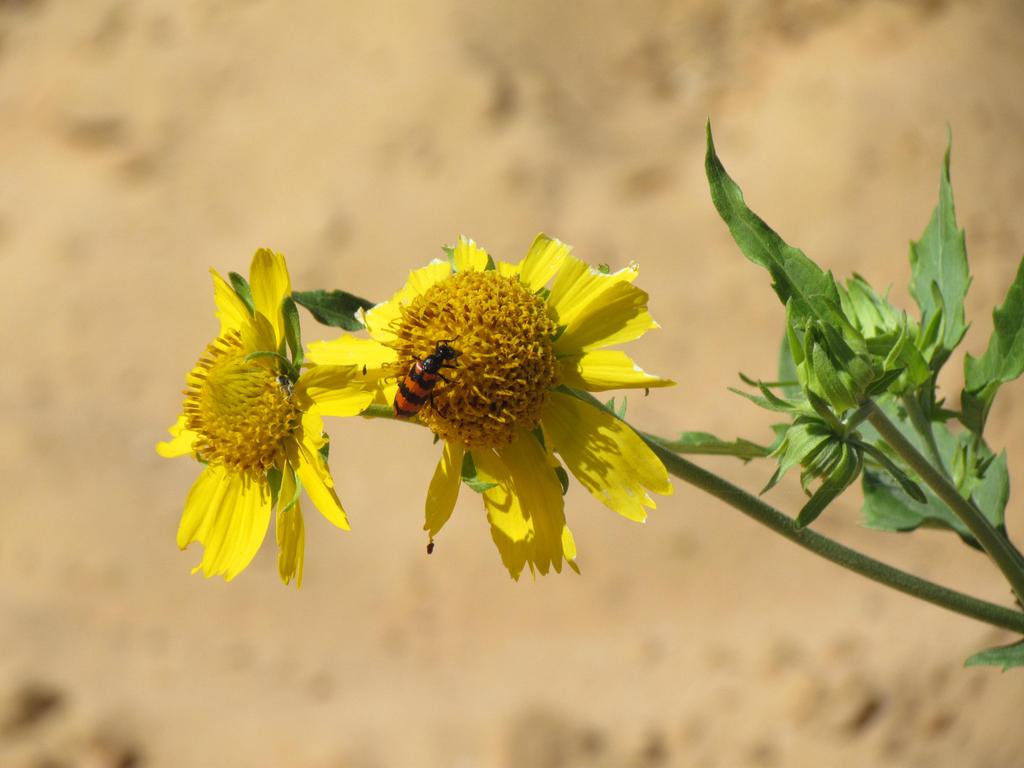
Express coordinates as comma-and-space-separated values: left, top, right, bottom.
362, 398, 1024, 633
900, 392, 947, 474
865, 399, 1024, 606
642, 434, 1024, 633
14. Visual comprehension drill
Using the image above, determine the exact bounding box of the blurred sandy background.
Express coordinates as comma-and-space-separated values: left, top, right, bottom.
3, 0, 1024, 766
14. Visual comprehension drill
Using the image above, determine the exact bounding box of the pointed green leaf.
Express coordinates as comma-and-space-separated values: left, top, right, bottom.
972, 451, 1010, 532
963, 255, 1024, 427
293, 289, 375, 331
965, 639, 1024, 670
705, 122, 842, 325
908, 134, 970, 365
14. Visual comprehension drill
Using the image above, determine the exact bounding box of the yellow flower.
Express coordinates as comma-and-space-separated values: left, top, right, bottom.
156, 249, 369, 586
308, 235, 674, 579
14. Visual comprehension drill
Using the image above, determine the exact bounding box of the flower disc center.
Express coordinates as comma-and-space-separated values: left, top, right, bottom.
183, 331, 300, 473
392, 270, 559, 448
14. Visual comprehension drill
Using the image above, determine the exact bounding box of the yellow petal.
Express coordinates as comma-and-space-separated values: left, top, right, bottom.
363, 260, 452, 343
276, 466, 305, 588
514, 233, 573, 292
425, 440, 464, 537
156, 414, 197, 458
548, 254, 638, 319
177, 465, 226, 549
211, 269, 250, 335
297, 365, 375, 417
380, 380, 400, 408
178, 466, 273, 581
239, 307, 279, 355
472, 434, 575, 579
542, 391, 672, 522
249, 248, 292, 346
293, 412, 349, 530
548, 255, 658, 353
306, 336, 398, 405
451, 235, 490, 272
307, 335, 396, 368
558, 350, 675, 392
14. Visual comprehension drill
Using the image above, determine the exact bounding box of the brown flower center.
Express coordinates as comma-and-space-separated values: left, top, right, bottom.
390, 270, 559, 448
183, 330, 300, 473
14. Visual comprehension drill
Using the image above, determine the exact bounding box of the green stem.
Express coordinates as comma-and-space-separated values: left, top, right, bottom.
900, 393, 947, 473
865, 399, 1024, 606
361, 398, 1024, 632
642, 433, 1024, 633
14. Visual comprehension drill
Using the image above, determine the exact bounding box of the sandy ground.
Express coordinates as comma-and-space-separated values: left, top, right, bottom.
2, 0, 1024, 766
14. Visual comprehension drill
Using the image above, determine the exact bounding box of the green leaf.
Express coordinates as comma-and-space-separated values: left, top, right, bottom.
654, 431, 775, 462
461, 452, 497, 494
908, 133, 970, 366
281, 296, 303, 368
292, 289, 375, 331
228, 272, 256, 316
705, 122, 842, 327
971, 451, 1010, 532
964, 639, 1024, 670
860, 406, 1009, 545
319, 434, 330, 461
862, 469, 930, 532
963, 255, 1024, 430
